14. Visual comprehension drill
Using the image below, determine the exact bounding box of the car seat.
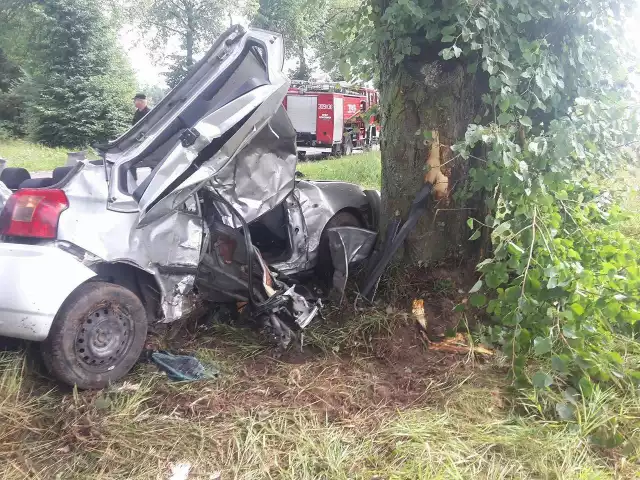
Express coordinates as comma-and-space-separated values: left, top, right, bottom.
0, 167, 30, 190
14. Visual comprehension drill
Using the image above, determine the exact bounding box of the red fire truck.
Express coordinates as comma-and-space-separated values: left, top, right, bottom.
283, 80, 380, 157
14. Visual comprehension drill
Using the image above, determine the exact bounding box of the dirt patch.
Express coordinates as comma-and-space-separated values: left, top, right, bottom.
143, 313, 477, 422
148, 352, 464, 421
135, 263, 483, 422
371, 262, 480, 338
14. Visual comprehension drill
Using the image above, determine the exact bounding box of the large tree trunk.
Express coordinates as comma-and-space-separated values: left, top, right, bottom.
185, 4, 194, 67
378, 45, 485, 264
293, 44, 310, 80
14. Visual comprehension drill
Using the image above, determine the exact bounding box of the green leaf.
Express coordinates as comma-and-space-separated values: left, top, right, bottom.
562, 327, 578, 339
470, 294, 487, 307
475, 17, 487, 30
469, 230, 481, 241
563, 387, 579, 404
441, 48, 454, 60
556, 402, 575, 420
453, 303, 466, 312
517, 12, 531, 22
579, 376, 594, 397
452, 45, 462, 58
519, 116, 532, 127
497, 112, 514, 125
493, 222, 511, 236
533, 336, 552, 355
469, 280, 483, 293
608, 351, 623, 364
507, 242, 525, 255
569, 303, 585, 316
94, 395, 111, 410
532, 371, 553, 388
441, 24, 456, 35
467, 218, 474, 229
552, 355, 569, 373
476, 258, 494, 270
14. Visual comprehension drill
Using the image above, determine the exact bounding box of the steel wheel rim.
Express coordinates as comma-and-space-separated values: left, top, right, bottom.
75, 304, 134, 372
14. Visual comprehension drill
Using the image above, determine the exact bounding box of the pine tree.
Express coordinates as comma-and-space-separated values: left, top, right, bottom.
0, 48, 27, 137
29, 0, 135, 148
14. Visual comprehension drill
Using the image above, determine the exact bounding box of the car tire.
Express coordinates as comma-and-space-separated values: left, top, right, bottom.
315, 211, 363, 287
41, 281, 147, 389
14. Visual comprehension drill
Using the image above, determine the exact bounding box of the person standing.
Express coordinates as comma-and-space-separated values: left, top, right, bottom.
132, 93, 150, 125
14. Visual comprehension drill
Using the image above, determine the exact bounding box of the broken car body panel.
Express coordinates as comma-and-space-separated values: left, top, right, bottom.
327, 226, 377, 297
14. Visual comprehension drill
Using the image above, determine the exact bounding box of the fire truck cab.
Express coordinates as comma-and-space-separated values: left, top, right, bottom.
283, 80, 380, 157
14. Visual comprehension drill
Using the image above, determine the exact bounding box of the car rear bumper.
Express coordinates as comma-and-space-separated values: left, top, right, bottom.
0, 243, 96, 341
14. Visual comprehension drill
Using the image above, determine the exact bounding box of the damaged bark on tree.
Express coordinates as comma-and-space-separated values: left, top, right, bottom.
378, 36, 485, 264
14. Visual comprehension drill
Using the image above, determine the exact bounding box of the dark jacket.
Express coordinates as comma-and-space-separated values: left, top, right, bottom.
132, 106, 150, 125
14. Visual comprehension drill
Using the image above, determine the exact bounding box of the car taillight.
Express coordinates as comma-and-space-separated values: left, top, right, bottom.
0, 189, 69, 239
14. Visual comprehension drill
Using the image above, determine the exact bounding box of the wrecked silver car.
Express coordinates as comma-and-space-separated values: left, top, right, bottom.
0, 26, 379, 389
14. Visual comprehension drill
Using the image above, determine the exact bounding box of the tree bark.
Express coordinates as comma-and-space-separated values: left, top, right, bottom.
378, 43, 485, 264
185, 3, 194, 67
293, 44, 310, 80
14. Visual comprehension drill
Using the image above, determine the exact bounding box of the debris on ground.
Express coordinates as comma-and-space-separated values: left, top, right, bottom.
113, 381, 141, 392
151, 352, 220, 381
412, 299, 428, 338
428, 332, 494, 356
168, 462, 191, 480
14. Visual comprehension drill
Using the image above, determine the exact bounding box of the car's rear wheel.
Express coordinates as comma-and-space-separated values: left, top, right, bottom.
41, 282, 147, 389
315, 211, 363, 287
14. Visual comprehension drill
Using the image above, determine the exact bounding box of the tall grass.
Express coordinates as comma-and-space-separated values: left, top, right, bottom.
1, 345, 634, 479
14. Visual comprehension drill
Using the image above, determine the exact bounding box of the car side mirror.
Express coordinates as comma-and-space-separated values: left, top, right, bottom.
295, 171, 305, 179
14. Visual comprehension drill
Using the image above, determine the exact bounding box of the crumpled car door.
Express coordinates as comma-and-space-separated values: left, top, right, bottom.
103, 26, 296, 227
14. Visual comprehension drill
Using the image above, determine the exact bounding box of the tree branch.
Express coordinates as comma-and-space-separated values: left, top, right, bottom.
521, 206, 537, 296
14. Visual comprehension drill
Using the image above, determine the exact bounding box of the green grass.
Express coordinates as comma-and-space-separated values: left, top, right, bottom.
298, 150, 381, 189
0, 138, 71, 172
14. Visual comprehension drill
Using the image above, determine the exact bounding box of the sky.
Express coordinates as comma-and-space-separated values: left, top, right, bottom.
119, 27, 164, 87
